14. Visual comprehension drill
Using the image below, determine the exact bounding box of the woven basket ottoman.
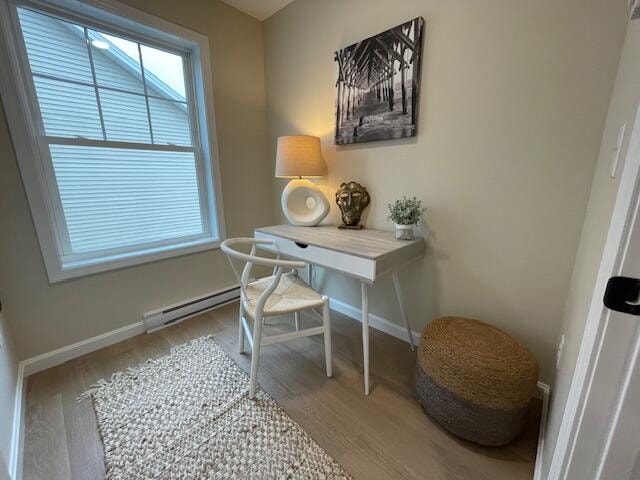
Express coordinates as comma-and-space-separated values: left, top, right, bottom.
415, 317, 538, 446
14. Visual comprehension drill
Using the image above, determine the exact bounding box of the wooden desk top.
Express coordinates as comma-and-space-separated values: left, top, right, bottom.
255, 224, 424, 261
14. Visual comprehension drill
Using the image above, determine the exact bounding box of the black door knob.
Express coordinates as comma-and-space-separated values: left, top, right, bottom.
604, 276, 640, 316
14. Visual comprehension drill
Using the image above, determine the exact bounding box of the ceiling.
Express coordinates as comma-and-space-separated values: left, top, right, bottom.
220, 0, 294, 21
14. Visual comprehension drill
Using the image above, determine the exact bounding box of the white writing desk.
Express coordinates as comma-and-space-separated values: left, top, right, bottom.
254, 224, 425, 394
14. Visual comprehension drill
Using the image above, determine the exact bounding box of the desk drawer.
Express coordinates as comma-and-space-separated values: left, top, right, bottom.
255, 231, 376, 282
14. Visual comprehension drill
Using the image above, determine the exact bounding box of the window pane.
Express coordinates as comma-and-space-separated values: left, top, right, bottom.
89, 30, 144, 94
141, 45, 186, 101
18, 7, 93, 84
149, 98, 192, 146
34, 76, 102, 139
99, 89, 151, 143
49, 145, 204, 254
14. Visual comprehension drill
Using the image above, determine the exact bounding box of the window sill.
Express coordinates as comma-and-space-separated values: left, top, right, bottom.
50, 236, 221, 283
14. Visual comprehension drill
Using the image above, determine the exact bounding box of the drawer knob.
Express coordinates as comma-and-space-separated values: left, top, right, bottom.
295, 242, 309, 249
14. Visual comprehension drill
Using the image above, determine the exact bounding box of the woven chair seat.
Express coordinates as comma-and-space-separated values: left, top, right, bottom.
415, 317, 538, 446
244, 273, 324, 317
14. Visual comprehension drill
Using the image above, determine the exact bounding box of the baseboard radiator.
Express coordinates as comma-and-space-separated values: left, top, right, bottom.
143, 285, 240, 333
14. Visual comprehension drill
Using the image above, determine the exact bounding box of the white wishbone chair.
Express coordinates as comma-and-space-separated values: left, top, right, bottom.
221, 238, 332, 399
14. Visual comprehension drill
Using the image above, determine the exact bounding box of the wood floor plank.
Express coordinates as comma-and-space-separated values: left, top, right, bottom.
58, 360, 105, 480
23, 368, 72, 480
22, 302, 540, 480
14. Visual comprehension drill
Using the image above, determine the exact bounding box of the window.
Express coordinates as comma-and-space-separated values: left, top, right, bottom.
0, 0, 224, 281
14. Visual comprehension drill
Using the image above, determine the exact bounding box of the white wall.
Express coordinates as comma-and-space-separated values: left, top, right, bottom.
0, 311, 18, 478
541, 14, 640, 478
263, 0, 630, 382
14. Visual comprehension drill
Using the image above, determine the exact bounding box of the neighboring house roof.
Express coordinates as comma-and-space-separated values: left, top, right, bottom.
65, 24, 187, 106
18, 6, 192, 146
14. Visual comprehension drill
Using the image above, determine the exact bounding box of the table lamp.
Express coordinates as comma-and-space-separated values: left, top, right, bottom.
275, 135, 330, 226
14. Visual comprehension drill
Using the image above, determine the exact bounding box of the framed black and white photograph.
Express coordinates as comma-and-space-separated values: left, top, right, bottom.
334, 17, 425, 145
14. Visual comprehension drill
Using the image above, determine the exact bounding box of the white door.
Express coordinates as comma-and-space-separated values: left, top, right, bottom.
561, 105, 640, 479
592, 207, 640, 479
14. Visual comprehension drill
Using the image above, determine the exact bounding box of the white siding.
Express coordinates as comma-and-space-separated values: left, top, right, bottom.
18, 7, 92, 83
33, 76, 103, 139
91, 39, 145, 94
18, 7, 192, 146
99, 88, 151, 142
149, 98, 191, 145
50, 145, 204, 254
18, 6, 203, 257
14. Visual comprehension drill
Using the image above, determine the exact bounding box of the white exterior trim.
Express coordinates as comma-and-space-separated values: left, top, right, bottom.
0, 0, 226, 283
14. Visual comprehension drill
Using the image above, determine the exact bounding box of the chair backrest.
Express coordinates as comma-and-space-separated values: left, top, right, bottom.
221, 238, 306, 314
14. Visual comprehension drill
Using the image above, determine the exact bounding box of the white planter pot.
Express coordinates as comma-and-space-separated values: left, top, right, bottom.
395, 224, 414, 240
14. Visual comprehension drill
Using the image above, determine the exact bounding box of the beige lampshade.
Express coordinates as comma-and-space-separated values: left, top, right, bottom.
275, 135, 325, 178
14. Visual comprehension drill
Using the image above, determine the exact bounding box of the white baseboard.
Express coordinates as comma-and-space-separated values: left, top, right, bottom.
8, 290, 242, 479
8, 296, 551, 480
330, 295, 551, 480
21, 321, 145, 377
329, 297, 421, 346
9, 320, 146, 480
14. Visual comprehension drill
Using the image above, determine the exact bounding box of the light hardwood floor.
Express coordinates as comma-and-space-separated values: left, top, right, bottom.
22, 302, 541, 480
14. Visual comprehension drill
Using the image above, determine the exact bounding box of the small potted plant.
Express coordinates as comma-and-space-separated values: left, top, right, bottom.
387, 196, 425, 240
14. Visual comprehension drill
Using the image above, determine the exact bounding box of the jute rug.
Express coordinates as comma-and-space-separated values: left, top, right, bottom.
79, 336, 351, 479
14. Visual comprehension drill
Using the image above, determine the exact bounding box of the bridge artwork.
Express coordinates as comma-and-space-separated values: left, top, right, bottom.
334, 17, 425, 145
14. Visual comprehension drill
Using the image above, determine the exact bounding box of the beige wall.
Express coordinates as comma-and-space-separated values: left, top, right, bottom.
263, 0, 629, 382
0, 311, 18, 474
541, 16, 640, 478
0, 0, 272, 359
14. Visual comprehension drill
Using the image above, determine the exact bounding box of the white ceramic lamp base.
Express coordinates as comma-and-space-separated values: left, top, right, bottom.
281, 178, 329, 226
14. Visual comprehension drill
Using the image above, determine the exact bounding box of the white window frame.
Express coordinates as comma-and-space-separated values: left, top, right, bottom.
0, 0, 226, 282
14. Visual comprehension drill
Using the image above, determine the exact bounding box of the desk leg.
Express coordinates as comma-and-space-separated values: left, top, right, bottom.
393, 272, 415, 351
361, 281, 370, 395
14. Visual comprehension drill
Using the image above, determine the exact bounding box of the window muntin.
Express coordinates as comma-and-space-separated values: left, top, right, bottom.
14, 4, 218, 266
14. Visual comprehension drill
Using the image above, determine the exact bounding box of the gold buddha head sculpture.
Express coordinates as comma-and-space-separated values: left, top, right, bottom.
335, 181, 370, 228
